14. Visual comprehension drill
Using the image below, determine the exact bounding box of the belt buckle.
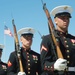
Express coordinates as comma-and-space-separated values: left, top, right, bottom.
68, 67, 75, 72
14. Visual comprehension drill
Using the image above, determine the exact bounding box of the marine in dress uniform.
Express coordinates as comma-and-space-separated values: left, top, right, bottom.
40, 5, 75, 75
7, 27, 41, 75
0, 44, 7, 75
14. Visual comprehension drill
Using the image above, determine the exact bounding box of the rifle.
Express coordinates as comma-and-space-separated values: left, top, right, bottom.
42, 3, 63, 58
12, 19, 24, 72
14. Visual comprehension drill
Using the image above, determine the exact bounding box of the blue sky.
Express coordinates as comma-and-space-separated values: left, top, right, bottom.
0, 0, 75, 63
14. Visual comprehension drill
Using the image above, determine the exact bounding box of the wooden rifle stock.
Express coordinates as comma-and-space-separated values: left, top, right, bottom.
12, 19, 24, 72
43, 3, 63, 58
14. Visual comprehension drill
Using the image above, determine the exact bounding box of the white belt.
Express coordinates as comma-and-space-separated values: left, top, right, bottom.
68, 67, 75, 72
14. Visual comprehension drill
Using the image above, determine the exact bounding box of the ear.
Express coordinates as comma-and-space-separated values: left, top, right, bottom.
20, 36, 23, 42
54, 18, 58, 25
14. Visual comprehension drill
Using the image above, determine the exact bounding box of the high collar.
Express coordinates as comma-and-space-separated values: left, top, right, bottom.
56, 30, 68, 36
21, 47, 31, 52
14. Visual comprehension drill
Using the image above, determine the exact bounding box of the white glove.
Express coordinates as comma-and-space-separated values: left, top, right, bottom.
54, 58, 67, 71
17, 72, 26, 75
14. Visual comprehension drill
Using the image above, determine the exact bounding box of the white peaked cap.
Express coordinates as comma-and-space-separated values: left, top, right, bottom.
17, 27, 35, 35
50, 5, 73, 17
0, 44, 4, 49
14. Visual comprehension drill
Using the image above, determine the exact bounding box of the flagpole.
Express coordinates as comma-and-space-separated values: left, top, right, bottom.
3, 25, 6, 63
3, 23, 13, 63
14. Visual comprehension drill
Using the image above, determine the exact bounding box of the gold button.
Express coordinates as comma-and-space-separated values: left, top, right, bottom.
45, 66, 47, 68
65, 41, 67, 43
28, 71, 30, 74
66, 45, 69, 47
28, 64, 30, 66
28, 68, 30, 70
67, 50, 69, 52
48, 66, 50, 68
28, 60, 30, 62
27, 52, 29, 54
64, 37, 66, 39
51, 66, 53, 68
27, 56, 29, 58
67, 55, 70, 58
67, 61, 69, 64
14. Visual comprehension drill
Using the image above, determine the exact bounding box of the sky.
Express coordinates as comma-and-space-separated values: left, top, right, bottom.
0, 0, 75, 63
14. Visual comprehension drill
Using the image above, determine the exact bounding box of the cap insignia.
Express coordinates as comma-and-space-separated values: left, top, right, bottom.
64, 6, 68, 10
28, 28, 31, 31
